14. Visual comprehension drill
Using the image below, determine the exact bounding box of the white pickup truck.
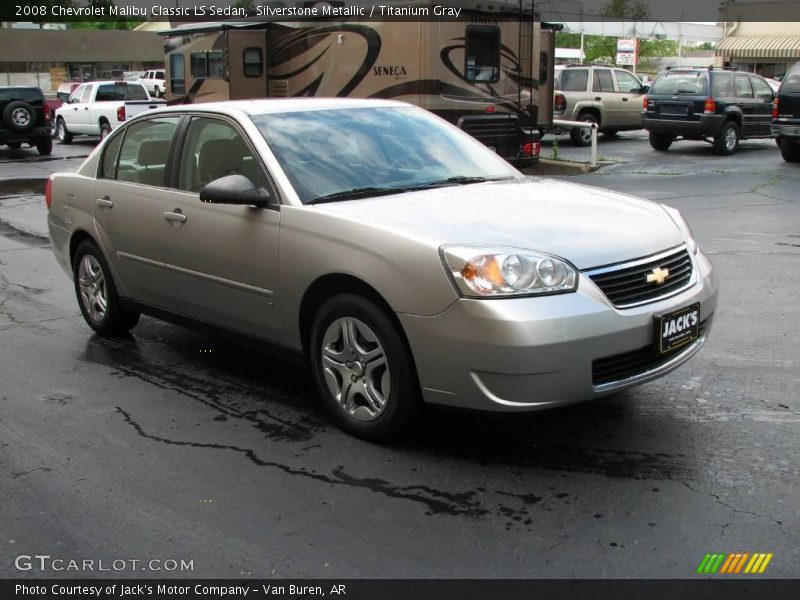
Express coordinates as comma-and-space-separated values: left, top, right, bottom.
138, 69, 167, 98
54, 81, 165, 144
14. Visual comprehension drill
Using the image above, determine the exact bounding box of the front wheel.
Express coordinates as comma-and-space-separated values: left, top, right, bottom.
570, 113, 598, 147
309, 294, 418, 442
714, 121, 740, 155
649, 132, 673, 151
73, 240, 140, 337
779, 138, 800, 163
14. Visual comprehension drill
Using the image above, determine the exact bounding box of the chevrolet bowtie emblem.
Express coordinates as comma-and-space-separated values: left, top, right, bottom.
646, 267, 670, 285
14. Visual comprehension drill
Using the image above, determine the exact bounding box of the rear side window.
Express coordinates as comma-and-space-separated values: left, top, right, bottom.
650, 73, 708, 95
156, 71, 165, 80
465, 26, 500, 83
592, 69, 614, 92
782, 64, 800, 92
557, 69, 588, 92
95, 83, 148, 102
169, 53, 185, 95
711, 74, 731, 97
734, 75, 753, 98
115, 117, 180, 188
100, 131, 124, 179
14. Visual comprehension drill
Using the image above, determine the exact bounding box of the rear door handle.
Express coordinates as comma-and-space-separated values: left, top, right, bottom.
164, 210, 187, 223
96, 197, 113, 208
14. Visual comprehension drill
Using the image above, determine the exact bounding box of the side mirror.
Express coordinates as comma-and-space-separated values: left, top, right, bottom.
200, 174, 271, 208
641, 85, 650, 94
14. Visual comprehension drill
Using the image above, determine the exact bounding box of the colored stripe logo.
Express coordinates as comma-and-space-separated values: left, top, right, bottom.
697, 552, 773, 574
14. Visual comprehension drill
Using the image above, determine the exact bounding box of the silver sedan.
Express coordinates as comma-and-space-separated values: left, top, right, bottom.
46, 99, 718, 441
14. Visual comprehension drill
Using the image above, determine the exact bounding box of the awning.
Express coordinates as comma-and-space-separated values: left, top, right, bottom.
716, 35, 800, 59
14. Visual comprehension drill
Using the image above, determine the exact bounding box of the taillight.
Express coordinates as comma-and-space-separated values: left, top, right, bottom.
45, 175, 53, 211
554, 93, 566, 112
484, 105, 496, 113
642, 96, 649, 110
703, 97, 716, 114
772, 98, 779, 119
44, 109, 51, 123
521, 141, 541, 158
117, 106, 126, 122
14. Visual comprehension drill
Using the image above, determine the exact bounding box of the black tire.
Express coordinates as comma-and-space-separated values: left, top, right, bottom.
56, 118, 73, 144
154, 86, 162, 98
5, 142, 22, 149
36, 137, 52, 155
99, 120, 111, 141
714, 120, 740, 155
50, 115, 57, 138
309, 294, 419, 442
2, 100, 36, 134
72, 240, 140, 337
570, 112, 598, 147
779, 138, 800, 163
649, 132, 673, 151
774, 136, 781, 147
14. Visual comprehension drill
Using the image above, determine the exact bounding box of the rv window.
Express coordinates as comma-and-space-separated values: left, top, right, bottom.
169, 53, 185, 95
191, 52, 208, 79
465, 26, 500, 83
208, 50, 225, 78
244, 47, 263, 77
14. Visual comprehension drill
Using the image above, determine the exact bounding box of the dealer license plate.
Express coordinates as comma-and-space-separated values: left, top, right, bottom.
656, 303, 700, 354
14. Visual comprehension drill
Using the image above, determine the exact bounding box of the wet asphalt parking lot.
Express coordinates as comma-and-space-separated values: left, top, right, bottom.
0, 133, 798, 578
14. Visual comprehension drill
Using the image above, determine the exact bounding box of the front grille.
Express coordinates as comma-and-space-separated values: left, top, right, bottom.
586, 246, 693, 308
592, 319, 708, 387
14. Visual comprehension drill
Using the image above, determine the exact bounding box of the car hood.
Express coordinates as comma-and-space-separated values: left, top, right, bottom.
310, 177, 684, 270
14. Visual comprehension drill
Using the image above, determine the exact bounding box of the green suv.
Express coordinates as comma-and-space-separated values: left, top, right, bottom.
643, 68, 775, 155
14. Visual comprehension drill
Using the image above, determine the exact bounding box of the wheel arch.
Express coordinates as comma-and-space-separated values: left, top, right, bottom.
69, 229, 98, 268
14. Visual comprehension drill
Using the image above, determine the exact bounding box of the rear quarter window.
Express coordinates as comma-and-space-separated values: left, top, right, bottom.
557, 69, 589, 92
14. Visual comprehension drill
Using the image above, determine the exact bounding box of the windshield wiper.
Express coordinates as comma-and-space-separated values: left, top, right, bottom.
408, 175, 509, 190
306, 186, 406, 205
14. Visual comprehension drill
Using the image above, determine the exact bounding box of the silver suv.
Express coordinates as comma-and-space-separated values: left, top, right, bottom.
553, 65, 649, 146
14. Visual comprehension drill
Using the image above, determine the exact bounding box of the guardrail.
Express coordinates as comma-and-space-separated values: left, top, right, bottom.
552, 119, 598, 167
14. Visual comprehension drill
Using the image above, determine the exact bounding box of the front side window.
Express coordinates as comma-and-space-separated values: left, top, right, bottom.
169, 53, 185, 95
614, 69, 641, 93
115, 117, 180, 187
80, 85, 93, 103
179, 117, 267, 193
592, 69, 614, 93
465, 27, 500, 83
70, 84, 86, 103
750, 76, 773, 99
557, 69, 588, 92
251, 107, 518, 204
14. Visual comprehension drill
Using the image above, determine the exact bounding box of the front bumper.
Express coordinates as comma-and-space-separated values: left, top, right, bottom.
399, 249, 718, 412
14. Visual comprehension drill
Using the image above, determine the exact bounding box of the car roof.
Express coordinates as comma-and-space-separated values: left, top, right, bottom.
149, 98, 410, 118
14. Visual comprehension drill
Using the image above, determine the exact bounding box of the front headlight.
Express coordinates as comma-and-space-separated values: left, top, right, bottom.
440, 245, 578, 298
662, 205, 698, 255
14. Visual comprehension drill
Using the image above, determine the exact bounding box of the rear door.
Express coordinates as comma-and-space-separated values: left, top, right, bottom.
591, 68, 617, 126
91, 115, 182, 307
749, 76, 775, 136
733, 75, 758, 137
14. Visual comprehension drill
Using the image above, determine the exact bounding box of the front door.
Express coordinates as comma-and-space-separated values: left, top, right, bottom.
749, 76, 776, 136
591, 68, 617, 127
734, 75, 759, 137
613, 69, 646, 128
156, 115, 283, 341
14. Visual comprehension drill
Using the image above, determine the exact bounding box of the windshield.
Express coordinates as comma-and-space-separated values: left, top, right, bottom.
650, 73, 708, 95
250, 106, 519, 204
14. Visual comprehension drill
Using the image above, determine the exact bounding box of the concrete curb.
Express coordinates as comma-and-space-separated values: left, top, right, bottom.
0, 178, 47, 196
520, 158, 601, 177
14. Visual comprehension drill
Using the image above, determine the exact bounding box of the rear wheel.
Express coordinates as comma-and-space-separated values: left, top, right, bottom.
779, 138, 800, 163
714, 121, 740, 155
649, 132, 673, 151
99, 121, 111, 141
72, 240, 140, 337
570, 112, 598, 147
56, 118, 73, 144
309, 294, 418, 442
36, 137, 52, 155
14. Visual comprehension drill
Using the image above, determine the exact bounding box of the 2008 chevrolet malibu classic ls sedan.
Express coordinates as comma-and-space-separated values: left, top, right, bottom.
46, 98, 718, 441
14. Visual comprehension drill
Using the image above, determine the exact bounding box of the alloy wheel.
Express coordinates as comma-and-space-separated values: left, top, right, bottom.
78, 255, 108, 323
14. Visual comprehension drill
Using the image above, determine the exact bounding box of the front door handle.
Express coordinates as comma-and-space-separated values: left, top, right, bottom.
622, 97, 629, 102
164, 210, 187, 223
594, 97, 602, 101
96, 197, 113, 208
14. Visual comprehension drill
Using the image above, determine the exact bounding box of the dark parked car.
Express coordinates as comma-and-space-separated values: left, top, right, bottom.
771, 62, 800, 163
643, 68, 775, 155
0, 86, 52, 155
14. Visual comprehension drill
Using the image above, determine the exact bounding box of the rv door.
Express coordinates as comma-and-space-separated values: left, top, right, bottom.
536, 25, 557, 128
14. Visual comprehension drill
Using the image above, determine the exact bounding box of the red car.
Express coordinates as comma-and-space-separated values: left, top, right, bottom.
45, 82, 81, 137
